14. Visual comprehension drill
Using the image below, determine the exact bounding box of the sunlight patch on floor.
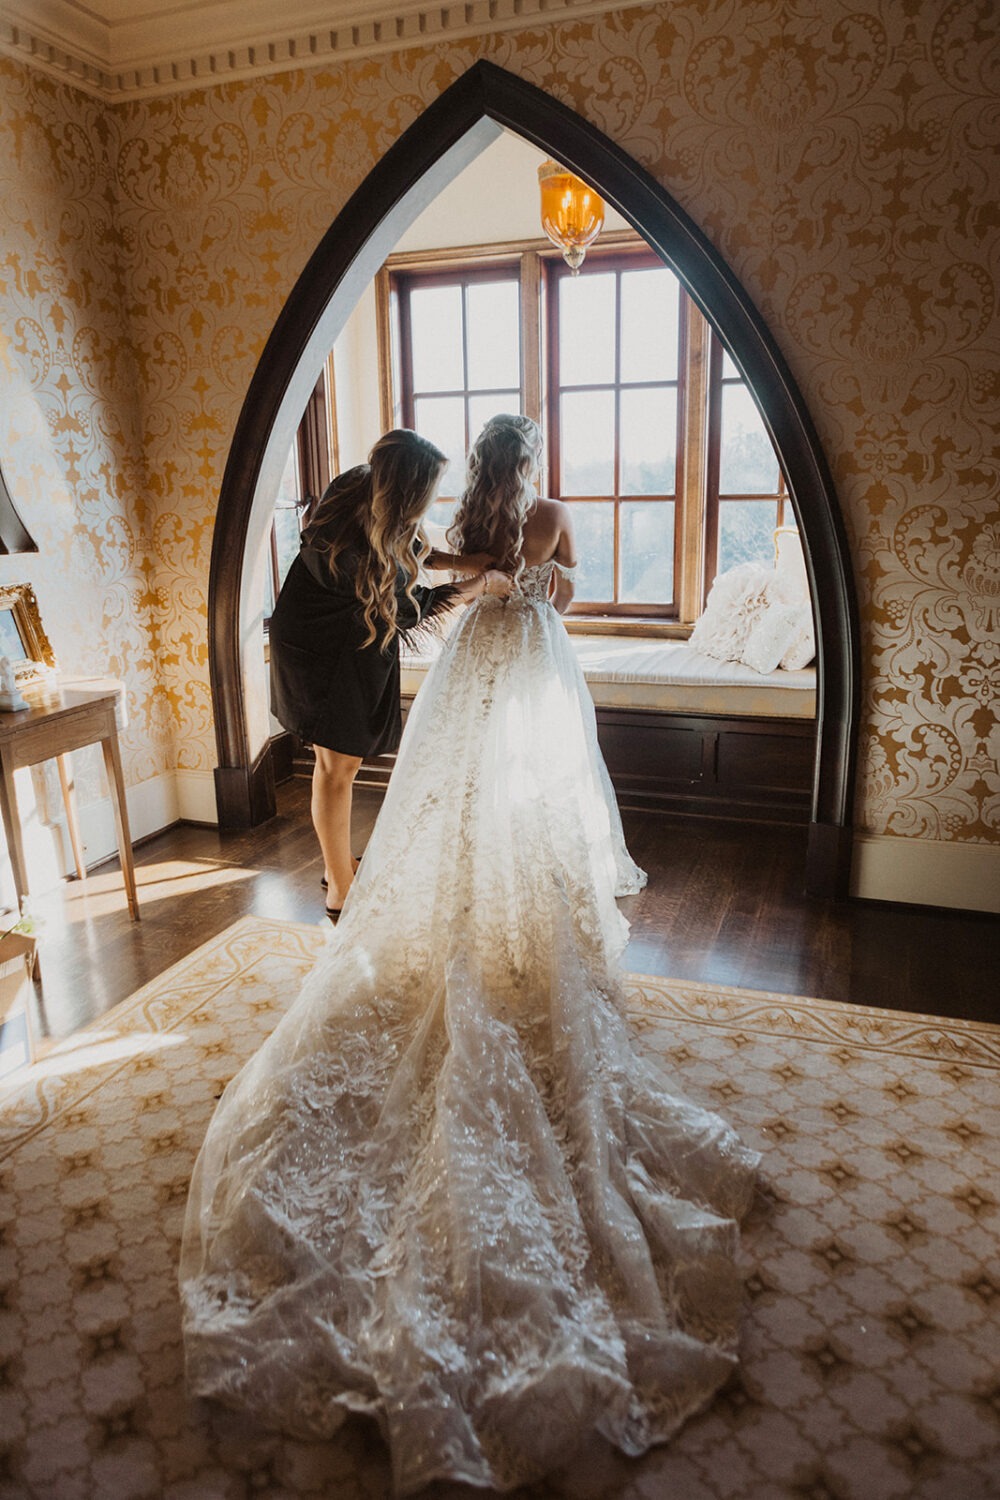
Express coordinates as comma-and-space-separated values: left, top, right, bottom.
61, 858, 254, 916
3, 1027, 189, 1089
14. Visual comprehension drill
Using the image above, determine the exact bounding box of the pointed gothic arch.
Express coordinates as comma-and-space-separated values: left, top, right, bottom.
208, 60, 859, 896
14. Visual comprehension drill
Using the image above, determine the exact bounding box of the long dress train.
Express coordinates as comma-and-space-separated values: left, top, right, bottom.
180, 562, 760, 1495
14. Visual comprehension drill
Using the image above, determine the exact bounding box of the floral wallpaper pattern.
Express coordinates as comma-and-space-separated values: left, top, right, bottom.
0, 66, 166, 794
0, 0, 997, 847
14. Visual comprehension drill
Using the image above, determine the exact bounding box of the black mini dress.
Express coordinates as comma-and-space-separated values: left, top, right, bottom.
269, 542, 456, 758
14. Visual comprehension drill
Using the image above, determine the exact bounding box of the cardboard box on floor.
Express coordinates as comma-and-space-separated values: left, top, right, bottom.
0, 929, 39, 1075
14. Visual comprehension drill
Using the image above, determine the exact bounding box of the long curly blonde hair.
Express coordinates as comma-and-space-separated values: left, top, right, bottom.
301, 429, 447, 648
447, 414, 541, 582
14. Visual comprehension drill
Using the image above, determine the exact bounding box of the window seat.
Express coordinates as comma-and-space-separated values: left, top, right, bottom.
401, 634, 816, 720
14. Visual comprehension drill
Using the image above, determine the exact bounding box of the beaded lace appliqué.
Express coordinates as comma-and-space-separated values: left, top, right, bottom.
180, 566, 758, 1496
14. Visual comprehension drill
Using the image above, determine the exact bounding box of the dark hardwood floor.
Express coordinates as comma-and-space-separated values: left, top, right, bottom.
18, 775, 999, 1046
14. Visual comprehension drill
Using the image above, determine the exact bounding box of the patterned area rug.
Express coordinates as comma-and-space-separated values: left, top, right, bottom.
1, 916, 998, 1500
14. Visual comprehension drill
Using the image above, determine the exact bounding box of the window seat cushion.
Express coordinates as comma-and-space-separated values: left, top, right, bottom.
401, 634, 816, 719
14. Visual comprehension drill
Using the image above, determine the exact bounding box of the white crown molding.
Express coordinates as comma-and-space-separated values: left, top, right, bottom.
0, 0, 648, 101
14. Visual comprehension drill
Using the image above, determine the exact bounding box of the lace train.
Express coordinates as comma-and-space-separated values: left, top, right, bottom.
180, 570, 759, 1494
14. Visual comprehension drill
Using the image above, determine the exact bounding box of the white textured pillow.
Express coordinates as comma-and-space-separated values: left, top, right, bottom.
774, 527, 810, 604
780, 606, 815, 670
688, 562, 771, 661
741, 602, 804, 674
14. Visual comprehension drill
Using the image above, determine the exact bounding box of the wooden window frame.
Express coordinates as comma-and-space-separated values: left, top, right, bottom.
544, 245, 685, 620
377, 233, 787, 635
264, 361, 335, 622
392, 261, 524, 494
297, 362, 334, 512
382, 229, 644, 473
703, 333, 789, 605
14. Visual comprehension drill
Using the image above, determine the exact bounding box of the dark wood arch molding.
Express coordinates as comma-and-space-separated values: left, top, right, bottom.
208, 59, 860, 896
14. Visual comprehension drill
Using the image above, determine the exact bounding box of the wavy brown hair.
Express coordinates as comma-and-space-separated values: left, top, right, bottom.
301, 429, 447, 648
447, 414, 541, 583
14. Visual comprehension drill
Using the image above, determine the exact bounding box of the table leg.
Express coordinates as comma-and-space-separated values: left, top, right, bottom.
56, 753, 87, 881
0, 750, 29, 915
100, 732, 140, 921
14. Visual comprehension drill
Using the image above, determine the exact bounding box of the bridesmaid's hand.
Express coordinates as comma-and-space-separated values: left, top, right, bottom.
482, 569, 514, 599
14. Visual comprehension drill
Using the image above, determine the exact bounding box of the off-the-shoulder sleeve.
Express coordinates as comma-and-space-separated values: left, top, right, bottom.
552, 560, 577, 580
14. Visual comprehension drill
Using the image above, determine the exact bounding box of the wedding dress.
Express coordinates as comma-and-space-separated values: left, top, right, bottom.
180, 560, 760, 1495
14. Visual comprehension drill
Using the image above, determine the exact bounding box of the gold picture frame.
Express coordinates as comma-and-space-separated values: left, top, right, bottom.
0, 582, 56, 684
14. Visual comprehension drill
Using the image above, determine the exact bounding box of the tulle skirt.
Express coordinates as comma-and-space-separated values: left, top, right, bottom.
180, 594, 759, 1494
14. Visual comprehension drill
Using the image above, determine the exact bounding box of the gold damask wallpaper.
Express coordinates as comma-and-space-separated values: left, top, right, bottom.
0, 65, 170, 790
0, 0, 997, 858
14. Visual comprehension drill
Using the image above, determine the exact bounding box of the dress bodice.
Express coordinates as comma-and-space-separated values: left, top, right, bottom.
514, 558, 577, 603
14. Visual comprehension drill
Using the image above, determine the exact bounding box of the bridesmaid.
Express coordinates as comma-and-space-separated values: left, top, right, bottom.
268, 428, 509, 917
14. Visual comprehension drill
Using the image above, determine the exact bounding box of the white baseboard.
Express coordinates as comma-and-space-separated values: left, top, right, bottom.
173, 770, 219, 825
851, 832, 1000, 914
0, 767, 219, 906
75, 769, 220, 859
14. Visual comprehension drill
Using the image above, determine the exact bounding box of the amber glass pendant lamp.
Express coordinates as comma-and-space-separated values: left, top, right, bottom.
537, 160, 605, 273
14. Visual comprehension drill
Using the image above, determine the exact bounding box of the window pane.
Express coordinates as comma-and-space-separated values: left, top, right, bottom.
718, 499, 779, 573
560, 390, 615, 494
389, 286, 402, 421
466, 281, 520, 390
620, 268, 679, 382
620, 387, 677, 495
273, 505, 302, 590
567, 502, 615, 601
468, 392, 522, 447
620, 500, 673, 603
722, 347, 740, 380
410, 285, 464, 391
719, 384, 780, 494
559, 272, 615, 385
425, 499, 457, 542
414, 395, 466, 496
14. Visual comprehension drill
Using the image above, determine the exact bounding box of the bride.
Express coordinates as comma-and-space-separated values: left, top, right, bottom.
180, 414, 759, 1495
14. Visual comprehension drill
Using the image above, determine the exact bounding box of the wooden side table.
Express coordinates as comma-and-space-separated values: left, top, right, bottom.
0, 680, 139, 920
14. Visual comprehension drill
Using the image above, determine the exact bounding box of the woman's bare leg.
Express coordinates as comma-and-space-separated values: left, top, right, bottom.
311, 747, 363, 906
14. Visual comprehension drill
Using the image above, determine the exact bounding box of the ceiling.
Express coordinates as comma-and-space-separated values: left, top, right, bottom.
0, 0, 638, 99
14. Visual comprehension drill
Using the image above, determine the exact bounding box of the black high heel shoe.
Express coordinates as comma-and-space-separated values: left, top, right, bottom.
321, 852, 363, 893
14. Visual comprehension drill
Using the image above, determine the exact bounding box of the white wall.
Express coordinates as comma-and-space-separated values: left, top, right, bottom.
332, 282, 384, 470
395, 129, 626, 251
